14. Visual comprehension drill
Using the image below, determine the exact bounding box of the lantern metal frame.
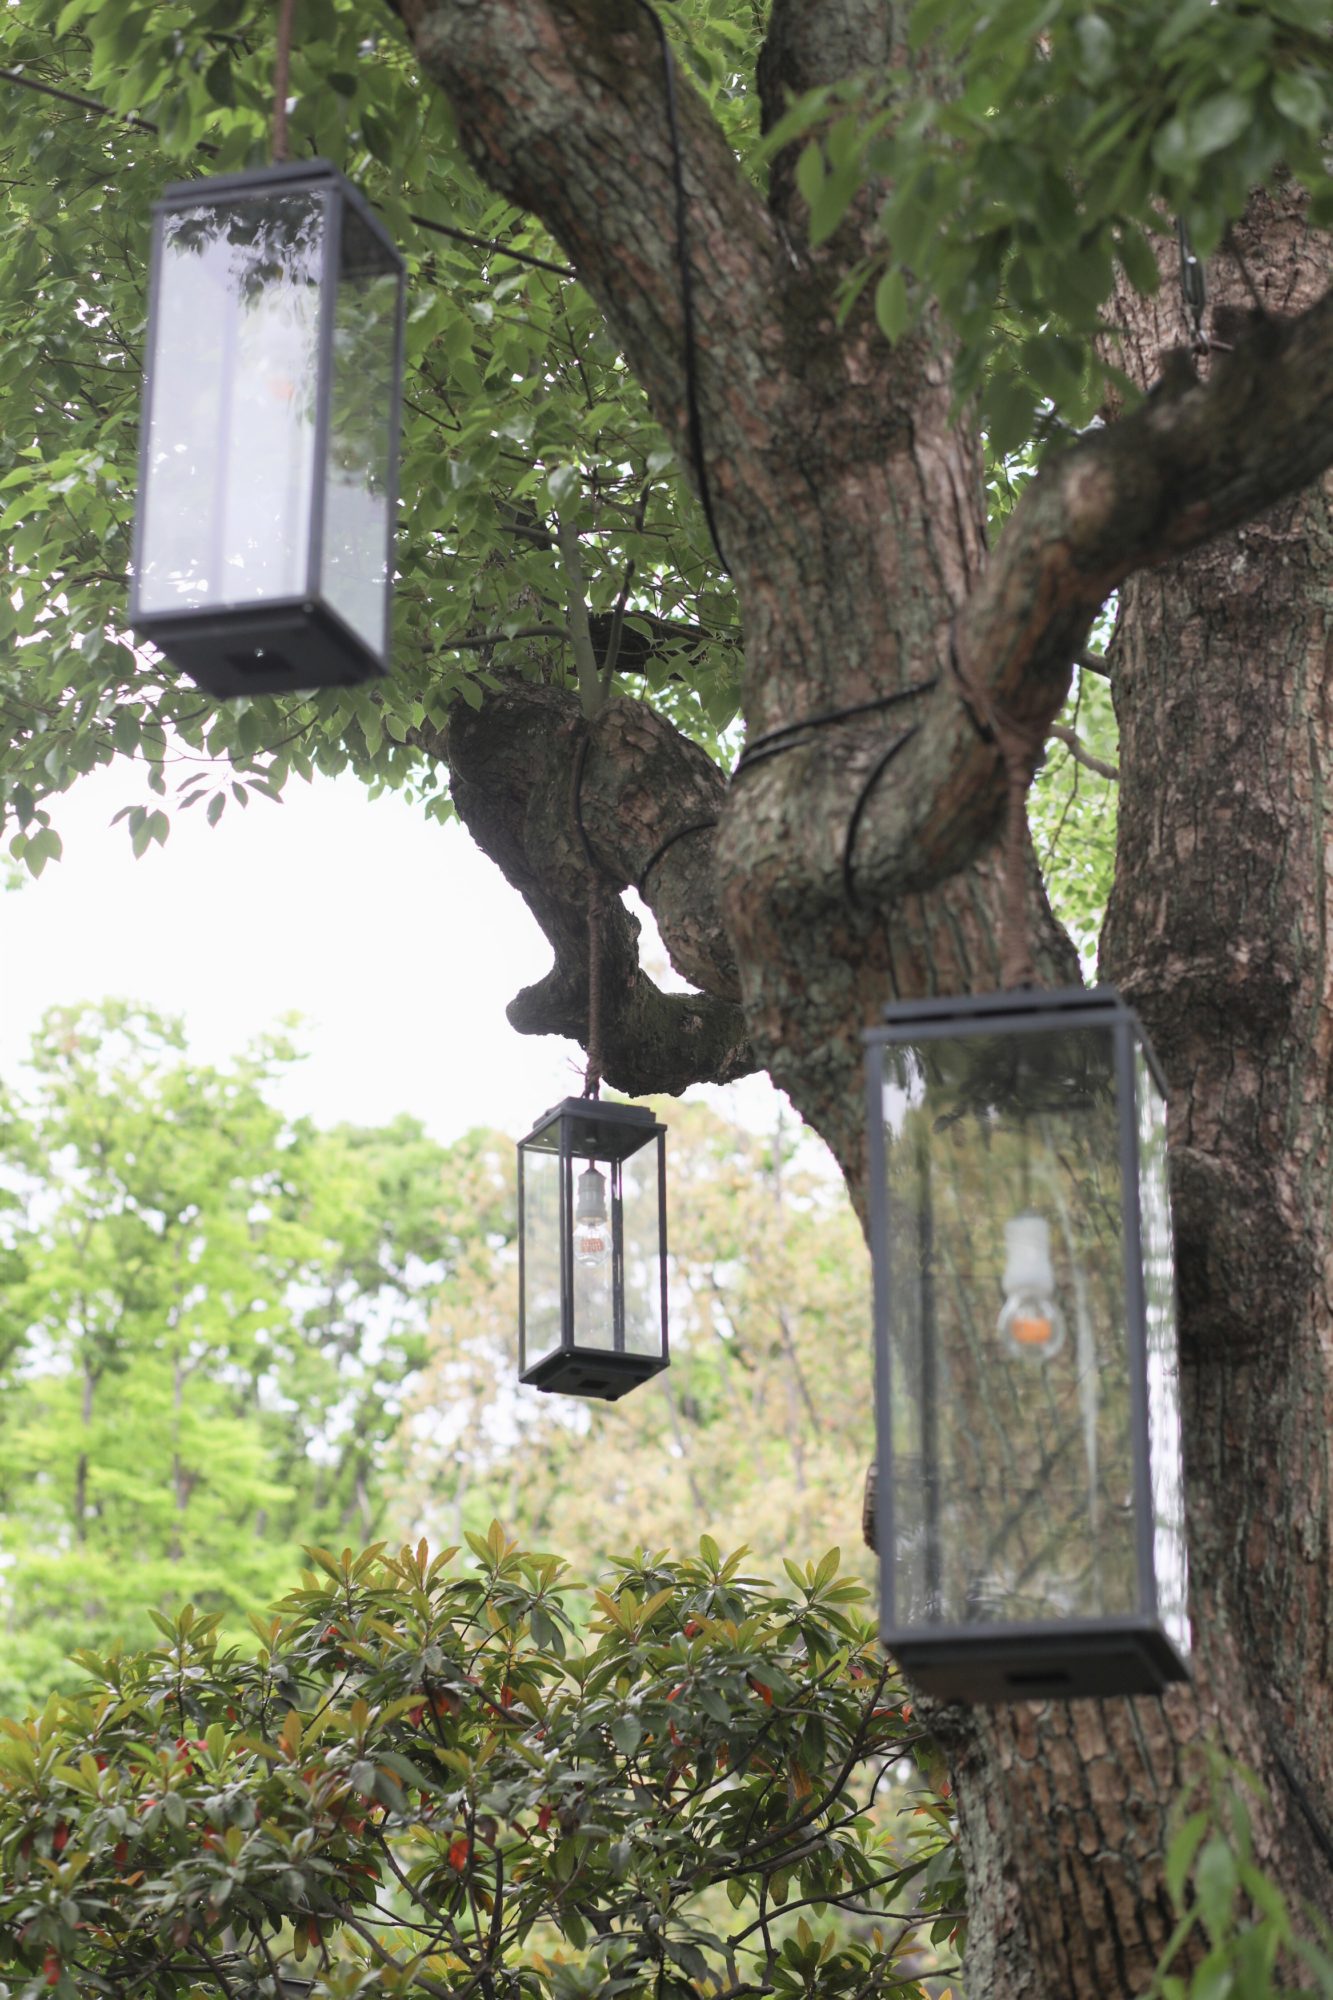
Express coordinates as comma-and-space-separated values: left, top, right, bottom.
129, 158, 406, 699
865, 985, 1191, 1703
517, 1097, 669, 1401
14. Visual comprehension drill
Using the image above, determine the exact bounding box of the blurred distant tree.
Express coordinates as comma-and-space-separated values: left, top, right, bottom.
393, 1101, 876, 1578
0, 1003, 453, 1708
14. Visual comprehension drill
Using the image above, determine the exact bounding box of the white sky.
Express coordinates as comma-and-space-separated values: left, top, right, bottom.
0, 761, 786, 1146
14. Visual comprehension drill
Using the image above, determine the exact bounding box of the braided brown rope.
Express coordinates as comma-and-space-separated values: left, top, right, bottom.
272, 0, 298, 162
584, 877, 604, 1100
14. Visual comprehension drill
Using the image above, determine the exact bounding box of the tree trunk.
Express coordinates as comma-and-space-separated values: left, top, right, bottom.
388, 3, 1333, 1986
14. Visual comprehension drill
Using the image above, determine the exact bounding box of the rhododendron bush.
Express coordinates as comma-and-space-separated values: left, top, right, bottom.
0, 1530, 959, 1999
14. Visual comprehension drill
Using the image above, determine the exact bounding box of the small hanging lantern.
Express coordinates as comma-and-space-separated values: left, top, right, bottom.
864, 986, 1191, 1702
518, 1097, 668, 1400
130, 159, 406, 698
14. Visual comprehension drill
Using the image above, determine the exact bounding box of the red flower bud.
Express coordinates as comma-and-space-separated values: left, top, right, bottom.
43, 1949, 61, 1985
448, 1835, 471, 1872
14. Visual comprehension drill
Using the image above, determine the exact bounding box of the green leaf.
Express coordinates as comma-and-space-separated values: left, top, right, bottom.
795, 142, 825, 211
1194, 1834, 1238, 1945
1186, 92, 1253, 161
609, 1714, 642, 1754
874, 266, 911, 343
1164, 1810, 1209, 1908
983, 371, 1036, 457
547, 463, 581, 507
1117, 227, 1161, 297
1272, 69, 1325, 132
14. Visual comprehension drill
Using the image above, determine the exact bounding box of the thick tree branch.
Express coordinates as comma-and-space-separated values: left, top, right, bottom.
844, 294, 1333, 908
431, 681, 753, 1094
393, 0, 784, 555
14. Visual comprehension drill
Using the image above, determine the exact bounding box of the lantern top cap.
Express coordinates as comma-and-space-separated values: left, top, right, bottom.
875, 983, 1118, 1027
869, 983, 1142, 1033
519, 1096, 665, 1159
865, 983, 1169, 1096
524, 1096, 663, 1131
152, 157, 402, 271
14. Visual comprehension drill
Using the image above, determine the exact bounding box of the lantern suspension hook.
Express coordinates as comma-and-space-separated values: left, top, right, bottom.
271, 0, 298, 163
1176, 217, 1208, 354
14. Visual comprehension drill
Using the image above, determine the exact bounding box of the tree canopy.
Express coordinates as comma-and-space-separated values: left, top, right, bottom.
7, 0, 1333, 1992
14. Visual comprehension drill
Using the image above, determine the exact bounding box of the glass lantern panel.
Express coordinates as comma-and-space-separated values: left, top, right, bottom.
570, 1151, 618, 1353
318, 206, 400, 655
881, 1023, 1140, 1631
620, 1138, 665, 1359
137, 191, 324, 615
521, 1146, 564, 1372
1136, 1046, 1190, 1655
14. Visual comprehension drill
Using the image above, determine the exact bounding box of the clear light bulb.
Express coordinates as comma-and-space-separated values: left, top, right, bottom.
573, 1163, 610, 1269
997, 1213, 1065, 1361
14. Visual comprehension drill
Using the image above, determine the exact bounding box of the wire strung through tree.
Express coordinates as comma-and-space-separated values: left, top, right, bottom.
947, 635, 1047, 990
635, 2, 732, 580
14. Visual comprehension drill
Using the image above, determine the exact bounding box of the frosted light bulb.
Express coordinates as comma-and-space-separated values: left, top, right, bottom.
573, 1164, 610, 1270
997, 1213, 1065, 1361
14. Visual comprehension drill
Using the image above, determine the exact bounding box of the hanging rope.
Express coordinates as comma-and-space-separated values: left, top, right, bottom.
583, 877, 605, 1099
570, 727, 606, 1098
271, 0, 298, 163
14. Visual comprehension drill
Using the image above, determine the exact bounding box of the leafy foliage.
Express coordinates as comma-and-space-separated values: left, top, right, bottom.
0, 0, 743, 867
1147, 1752, 1333, 1999
0, 1530, 961, 1999
0, 1003, 456, 1710
765, 0, 1333, 446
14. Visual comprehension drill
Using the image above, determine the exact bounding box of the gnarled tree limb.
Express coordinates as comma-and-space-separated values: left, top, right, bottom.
430, 680, 754, 1096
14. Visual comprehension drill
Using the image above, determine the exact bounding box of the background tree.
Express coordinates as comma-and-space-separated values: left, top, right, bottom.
392, 1101, 877, 1573
0, 1003, 454, 1708
3, 0, 1333, 1990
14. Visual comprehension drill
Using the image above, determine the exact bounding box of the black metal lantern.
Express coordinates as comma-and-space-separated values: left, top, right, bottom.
518, 1098, 668, 1400
130, 160, 406, 698
864, 986, 1190, 1703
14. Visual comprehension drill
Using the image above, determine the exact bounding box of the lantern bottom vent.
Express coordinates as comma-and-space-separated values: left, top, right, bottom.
888, 1620, 1189, 1704
521, 1347, 667, 1403
136, 597, 387, 699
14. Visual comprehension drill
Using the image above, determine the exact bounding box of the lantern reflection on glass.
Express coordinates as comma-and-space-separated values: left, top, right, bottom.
130, 160, 405, 698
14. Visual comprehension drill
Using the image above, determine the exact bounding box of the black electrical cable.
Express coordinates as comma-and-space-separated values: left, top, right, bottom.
0, 65, 217, 149
636, 817, 718, 895
409, 214, 575, 279
947, 623, 995, 746
731, 680, 939, 779
842, 725, 920, 908
0, 68, 574, 278
575, 719, 719, 903
635, 2, 732, 580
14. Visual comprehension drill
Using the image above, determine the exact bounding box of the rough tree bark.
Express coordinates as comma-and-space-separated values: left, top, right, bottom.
386, 1, 1333, 1989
